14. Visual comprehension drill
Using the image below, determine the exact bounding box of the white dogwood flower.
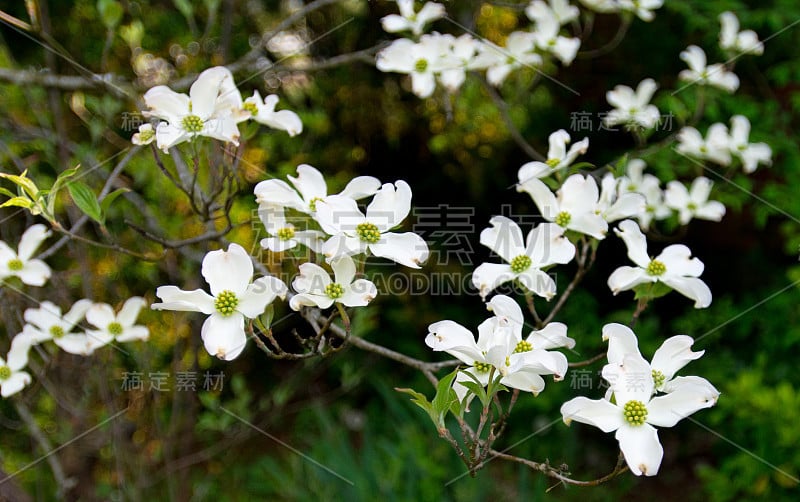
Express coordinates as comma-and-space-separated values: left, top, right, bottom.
719, 11, 763, 56
678, 45, 739, 93
618, 159, 671, 230
0, 348, 31, 398
315, 181, 429, 268
289, 255, 377, 310
517, 129, 588, 180
376, 35, 457, 98
142, 66, 242, 151
676, 124, 732, 165
241, 90, 303, 136
561, 352, 718, 476
152, 244, 287, 361
426, 295, 569, 399
728, 115, 772, 173
381, 0, 446, 36
518, 174, 608, 240
596, 173, 646, 223
473, 217, 575, 299
86, 297, 150, 346
530, 7, 581, 65
604, 79, 661, 130
526, 0, 579, 26
0, 224, 52, 287
258, 205, 325, 253
22, 300, 95, 355
664, 177, 726, 225
617, 0, 663, 22
254, 164, 380, 216
607, 219, 712, 308
475, 32, 542, 87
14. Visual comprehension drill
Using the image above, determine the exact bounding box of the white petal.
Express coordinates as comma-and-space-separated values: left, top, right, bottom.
143, 86, 190, 120
340, 279, 377, 307
201, 313, 247, 360
607, 266, 652, 294
661, 276, 712, 308
517, 178, 558, 219
288, 164, 327, 204
369, 232, 429, 268
293, 262, 332, 294
517, 269, 557, 300
615, 219, 651, 268
411, 72, 436, 98
64, 299, 93, 331
314, 196, 366, 235
260, 237, 297, 252
254, 179, 306, 211
152, 286, 215, 314
514, 349, 568, 378
569, 213, 608, 240
321, 234, 365, 260
55, 334, 95, 355
17, 224, 50, 261
602, 323, 640, 365
647, 382, 719, 427
560, 396, 624, 432
527, 322, 574, 350
366, 181, 412, 231
115, 326, 150, 343
331, 255, 357, 286
190, 66, 228, 119
657, 244, 704, 277
526, 223, 575, 266
480, 216, 526, 262
425, 320, 483, 365
16, 260, 52, 286
23, 301, 62, 330
202, 243, 254, 296
1, 372, 32, 397
117, 297, 146, 327
86, 303, 116, 329
612, 354, 654, 404
651, 335, 704, 383
615, 424, 663, 476
471, 262, 515, 299
517, 161, 552, 181
290, 292, 333, 310
338, 176, 381, 201
238, 276, 287, 318
501, 371, 546, 395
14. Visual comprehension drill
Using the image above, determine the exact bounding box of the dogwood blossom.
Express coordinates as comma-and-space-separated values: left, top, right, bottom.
314, 181, 429, 268
601, 323, 716, 394
22, 300, 96, 355
438, 34, 482, 93
0, 224, 52, 287
376, 35, 457, 98
426, 295, 570, 399
131, 123, 156, 145
618, 159, 671, 230
607, 219, 712, 308
152, 244, 287, 360
617, 0, 663, 22
596, 173, 646, 223
0, 348, 31, 398
728, 115, 772, 173
475, 32, 542, 87
517, 129, 588, 180
289, 255, 377, 310
473, 217, 575, 299
381, 0, 446, 36
678, 45, 739, 93
86, 297, 150, 345
526, 0, 579, 26
241, 90, 303, 136
719, 11, 763, 56
142, 66, 241, 151
529, 7, 581, 65
518, 174, 608, 240
676, 124, 732, 165
664, 177, 726, 225
258, 205, 325, 253
254, 164, 380, 216
604, 79, 660, 130
561, 352, 718, 476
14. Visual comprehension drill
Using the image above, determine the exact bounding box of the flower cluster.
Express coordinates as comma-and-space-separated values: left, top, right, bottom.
134, 66, 302, 152
561, 324, 719, 476
677, 115, 772, 173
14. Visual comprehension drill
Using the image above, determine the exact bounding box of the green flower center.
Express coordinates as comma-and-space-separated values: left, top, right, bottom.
474, 361, 492, 373
0, 366, 11, 380
546, 158, 561, 168
699, 146, 708, 153
623, 400, 648, 426
356, 222, 381, 244
214, 290, 239, 316
325, 283, 345, 299
138, 128, 155, 142
108, 322, 124, 336
308, 197, 323, 212
510, 254, 532, 274
243, 102, 258, 115
414, 59, 428, 73
276, 227, 295, 241
50, 325, 65, 339
181, 114, 204, 133
652, 369, 666, 389
513, 340, 532, 353
687, 202, 698, 211
7, 259, 23, 271
737, 144, 747, 151
555, 211, 572, 227
646, 259, 666, 276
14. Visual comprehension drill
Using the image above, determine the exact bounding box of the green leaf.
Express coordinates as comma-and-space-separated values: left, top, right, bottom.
396, 387, 434, 417
431, 369, 459, 418
0, 196, 33, 209
99, 187, 130, 215
97, 0, 124, 29
0, 171, 39, 199
68, 182, 104, 224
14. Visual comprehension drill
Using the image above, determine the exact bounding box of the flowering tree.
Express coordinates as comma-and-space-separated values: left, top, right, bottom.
0, 1, 798, 499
